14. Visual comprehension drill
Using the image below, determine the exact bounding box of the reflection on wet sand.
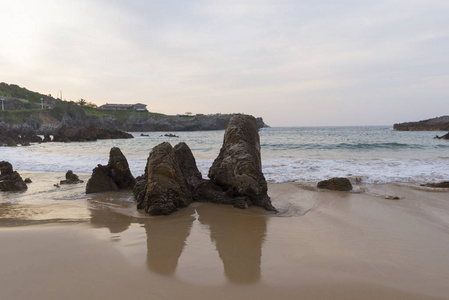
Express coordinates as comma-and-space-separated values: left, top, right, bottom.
144, 207, 195, 275
87, 196, 268, 283
197, 205, 267, 283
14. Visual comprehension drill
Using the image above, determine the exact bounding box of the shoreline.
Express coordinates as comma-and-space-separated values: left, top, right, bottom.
1, 173, 449, 299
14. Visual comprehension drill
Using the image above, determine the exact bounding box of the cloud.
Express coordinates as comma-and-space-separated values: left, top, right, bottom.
1, 0, 448, 125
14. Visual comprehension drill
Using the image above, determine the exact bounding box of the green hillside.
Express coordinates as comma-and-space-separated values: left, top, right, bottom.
0, 82, 56, 103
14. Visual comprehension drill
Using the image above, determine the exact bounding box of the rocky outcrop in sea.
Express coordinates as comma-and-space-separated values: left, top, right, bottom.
394, 116, 449, 131
122, 114, 268, 131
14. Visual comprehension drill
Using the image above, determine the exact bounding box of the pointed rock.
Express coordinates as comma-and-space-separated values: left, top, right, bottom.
208, 114, 275, 211
108, 147, 136, 189
86, 147, 135, 194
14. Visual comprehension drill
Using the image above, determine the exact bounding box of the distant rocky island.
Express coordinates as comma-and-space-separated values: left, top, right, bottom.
393, 116, 449, 131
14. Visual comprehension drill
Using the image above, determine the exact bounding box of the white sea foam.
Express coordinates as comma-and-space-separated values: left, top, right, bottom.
261, 157, 449, 184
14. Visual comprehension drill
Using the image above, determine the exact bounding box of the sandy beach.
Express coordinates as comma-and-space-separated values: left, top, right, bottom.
1, 172, 449, 300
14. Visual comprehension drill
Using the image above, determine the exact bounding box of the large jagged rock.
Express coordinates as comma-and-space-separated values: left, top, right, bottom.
86, 165, 119, 193
86, 147, 135, 193
140, 142, 193, 215
134, 115, 276, 215
0, 161, 27, 192
108, 147, 136, 189
173, 142, 246, 207
317, 177, 353, 191
208, 114, 275, 211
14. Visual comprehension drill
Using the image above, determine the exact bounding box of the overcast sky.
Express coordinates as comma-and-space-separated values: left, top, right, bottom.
1, 0, 448, 126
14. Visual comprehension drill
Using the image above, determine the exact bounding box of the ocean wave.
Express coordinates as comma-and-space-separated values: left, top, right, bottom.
262, 142, 425, 151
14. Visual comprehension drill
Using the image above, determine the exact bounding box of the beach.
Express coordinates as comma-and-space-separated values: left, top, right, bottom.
1, 171, 449, 300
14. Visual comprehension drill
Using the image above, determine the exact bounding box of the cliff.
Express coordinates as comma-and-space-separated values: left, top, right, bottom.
121, 114, 268, 131
393, 116, 449, 131
0, 103, 269, 134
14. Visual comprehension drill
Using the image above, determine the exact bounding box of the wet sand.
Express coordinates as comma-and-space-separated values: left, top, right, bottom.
1, 173, 449, 300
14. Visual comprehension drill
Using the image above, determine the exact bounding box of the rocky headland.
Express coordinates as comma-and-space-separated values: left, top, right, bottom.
393, 116, 449, 131
0, 102, 268, 146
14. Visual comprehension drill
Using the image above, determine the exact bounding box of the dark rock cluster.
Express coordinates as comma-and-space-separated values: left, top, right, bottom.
60, 170, 83, 184
52, 126, 133, 142
0, 122, 43, 146
0, 161, 27, 192
86, 147, 136, 194
134, 114, 276, 215
122, 114, 268, 132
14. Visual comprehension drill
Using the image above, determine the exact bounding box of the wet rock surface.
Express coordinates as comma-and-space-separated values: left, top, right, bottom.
86, 147, 135, 194
108, 147, 136, 189
140, 142, 193, 215
317, 177, 353, 191
208, 114, 275, 211
0, 161, 27, 192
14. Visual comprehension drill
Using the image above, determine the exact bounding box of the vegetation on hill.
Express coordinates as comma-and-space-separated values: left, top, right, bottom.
0, 82, 268, 130
0, 82, 56, 103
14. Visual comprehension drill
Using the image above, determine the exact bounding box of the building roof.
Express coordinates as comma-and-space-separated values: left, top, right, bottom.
100, 103, 147, 108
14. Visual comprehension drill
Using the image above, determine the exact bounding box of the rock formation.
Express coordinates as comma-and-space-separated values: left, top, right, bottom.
208, 114, 275, 211
317, 177, 353, 191
60, 170, 84, 184
52, 126, 133, 142
0, 122, 43, 146
134, 114, 276, 216
434, 132, 449, 140
394, 116, 449, 131
423, 181, 449, 188
86, 165, 118, 193
139, 142, 193, 215
107, 147, 136, 189
122, 114, 269, 132
86, 147, 135, 193
0, 161, 27, 192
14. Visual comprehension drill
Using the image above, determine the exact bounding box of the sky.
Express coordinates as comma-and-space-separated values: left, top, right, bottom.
1, 0, 448, 126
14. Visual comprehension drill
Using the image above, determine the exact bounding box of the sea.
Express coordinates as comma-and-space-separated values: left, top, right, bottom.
2, 126, 449, 185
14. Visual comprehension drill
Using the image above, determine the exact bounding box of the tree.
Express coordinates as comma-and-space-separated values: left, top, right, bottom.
185, 112, 192, 116
77, 98, 87, 106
